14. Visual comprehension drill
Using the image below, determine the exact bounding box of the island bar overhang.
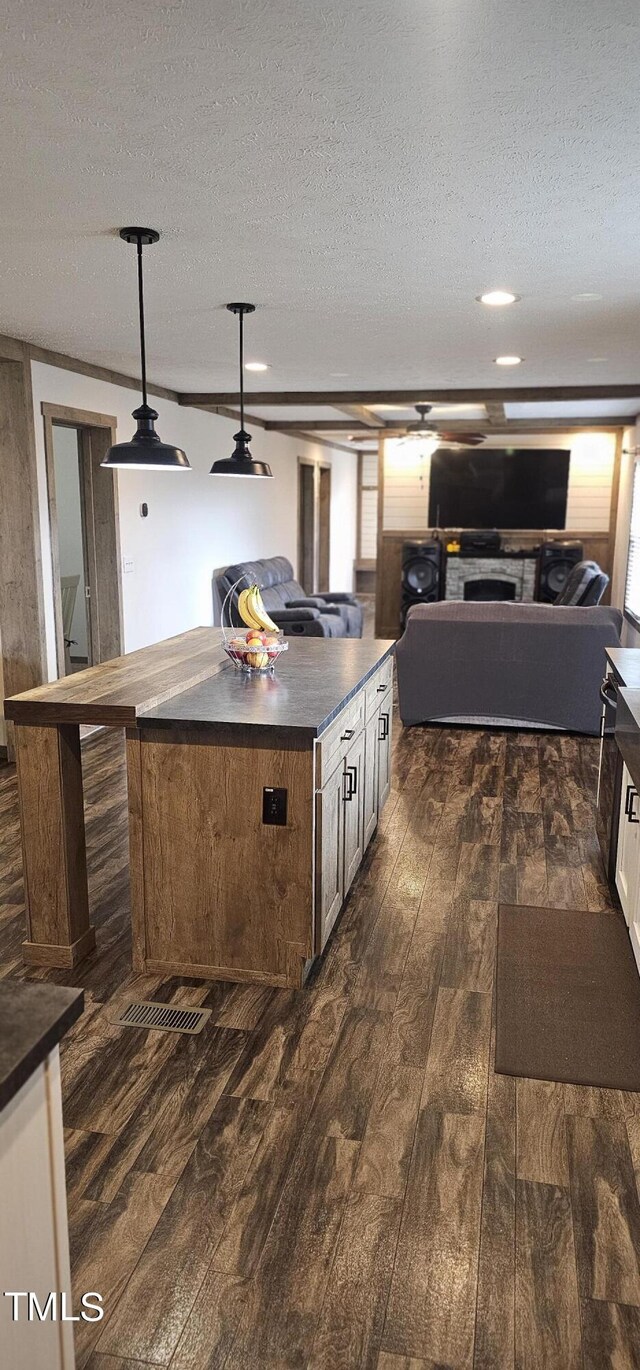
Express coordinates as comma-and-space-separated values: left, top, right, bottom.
5, 630, 395, 986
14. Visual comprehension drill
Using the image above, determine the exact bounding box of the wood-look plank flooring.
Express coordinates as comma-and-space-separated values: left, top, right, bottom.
2, 713, 640, 1367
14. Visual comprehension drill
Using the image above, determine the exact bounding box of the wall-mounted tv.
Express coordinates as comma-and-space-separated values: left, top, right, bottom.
428, 447, 570, 530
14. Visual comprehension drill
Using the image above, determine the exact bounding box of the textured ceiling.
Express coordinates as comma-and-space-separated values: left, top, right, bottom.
2, 0, 640, 394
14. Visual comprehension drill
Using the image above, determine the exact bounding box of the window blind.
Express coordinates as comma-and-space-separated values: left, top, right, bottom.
625, 460, 640, 621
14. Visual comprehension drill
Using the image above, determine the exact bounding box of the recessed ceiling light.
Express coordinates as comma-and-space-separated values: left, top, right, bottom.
572, 292, 602, 301
477, 290, 520, 306
245, 361, 269, 372
494, 355, 523, 366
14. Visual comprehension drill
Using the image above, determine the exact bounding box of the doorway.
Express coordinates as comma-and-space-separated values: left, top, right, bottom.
297, 458, 332, 594
43, 403, 123, 679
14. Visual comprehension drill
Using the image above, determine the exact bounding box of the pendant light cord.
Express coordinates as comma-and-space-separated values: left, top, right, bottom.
136, 235, 148, 409
239, 307, 245, 431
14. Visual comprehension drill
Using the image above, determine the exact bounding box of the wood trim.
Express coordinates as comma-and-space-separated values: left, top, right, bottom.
42, 410, 67, 678
42, 406, 122, 677
30, 342, 178, 403
41, 401, 117, 429
374, 434, 386, 637
0, 357, 48, 758
179, 385, 640, 407
356, 450, 363, 560
606, 429, 624, 605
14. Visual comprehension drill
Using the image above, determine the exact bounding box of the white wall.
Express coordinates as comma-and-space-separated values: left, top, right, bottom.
29, 361, 357, 679
382, 431, 617, 534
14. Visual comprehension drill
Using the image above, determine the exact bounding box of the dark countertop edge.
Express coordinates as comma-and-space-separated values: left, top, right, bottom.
606, 648, 640, 689
0, 983, 84, 1113
136, 641, 396, 736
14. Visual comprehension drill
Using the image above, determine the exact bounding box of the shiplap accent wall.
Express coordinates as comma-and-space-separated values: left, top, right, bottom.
382, 432, 617, 534
360, 451, 378, 558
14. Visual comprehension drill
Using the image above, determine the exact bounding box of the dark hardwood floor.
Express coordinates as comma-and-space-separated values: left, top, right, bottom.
2, 715, 640, 1367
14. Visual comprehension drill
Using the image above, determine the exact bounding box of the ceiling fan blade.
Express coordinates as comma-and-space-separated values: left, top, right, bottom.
439, 431, 486, 446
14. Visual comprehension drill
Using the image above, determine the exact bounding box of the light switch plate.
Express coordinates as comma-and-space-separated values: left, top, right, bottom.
122, 557, 135, 574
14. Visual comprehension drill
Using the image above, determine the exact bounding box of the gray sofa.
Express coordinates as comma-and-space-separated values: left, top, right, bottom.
216, 556, 363, 638
396, 601, 622, 734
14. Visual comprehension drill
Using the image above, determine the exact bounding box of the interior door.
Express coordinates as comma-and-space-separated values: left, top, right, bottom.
316, 763, 344, 950
298, 461, 316, 594
51, 424, 92, 675
377, 706, 392, 812
616, 762, 640, 926
363, 710, 379, 849
343, 730, 365, 895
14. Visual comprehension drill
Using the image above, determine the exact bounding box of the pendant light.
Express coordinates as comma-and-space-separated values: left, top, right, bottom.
210, 303, 273, 477
101, 228, 191, 471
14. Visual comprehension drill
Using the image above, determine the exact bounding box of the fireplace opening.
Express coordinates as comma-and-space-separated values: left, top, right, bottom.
464, 578, 516, 602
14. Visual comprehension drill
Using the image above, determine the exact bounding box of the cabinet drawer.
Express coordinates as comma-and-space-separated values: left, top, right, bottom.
364, 657, 393, 722
316, 691, 365, 786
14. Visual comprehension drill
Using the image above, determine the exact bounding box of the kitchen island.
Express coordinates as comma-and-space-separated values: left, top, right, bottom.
5, 630, 394, 986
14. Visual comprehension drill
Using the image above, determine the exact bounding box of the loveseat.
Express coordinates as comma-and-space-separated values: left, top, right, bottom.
396, 601, 622, 734
216, 556, 363, 638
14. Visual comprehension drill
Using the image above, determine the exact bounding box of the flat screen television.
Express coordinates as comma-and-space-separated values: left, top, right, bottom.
428, 447, 570, 530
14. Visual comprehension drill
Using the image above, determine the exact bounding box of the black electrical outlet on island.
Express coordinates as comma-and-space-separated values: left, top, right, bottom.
262, 787, 288, 826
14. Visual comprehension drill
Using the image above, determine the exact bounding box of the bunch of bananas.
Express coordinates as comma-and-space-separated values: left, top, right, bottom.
237, 584, 280, 634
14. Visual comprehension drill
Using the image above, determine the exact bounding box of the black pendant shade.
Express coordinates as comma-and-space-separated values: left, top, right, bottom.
210, 303, 273, 478
102, 228, 191, 471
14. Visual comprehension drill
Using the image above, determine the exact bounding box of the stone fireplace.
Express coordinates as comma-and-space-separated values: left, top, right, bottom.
445, 555, 537, 602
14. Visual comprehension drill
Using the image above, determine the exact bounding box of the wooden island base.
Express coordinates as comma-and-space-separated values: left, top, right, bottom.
131, 649, 394, 988
6, 630, 394, 984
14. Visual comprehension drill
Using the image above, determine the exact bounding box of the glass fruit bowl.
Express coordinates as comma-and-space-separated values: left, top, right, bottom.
223, 631, 288, 674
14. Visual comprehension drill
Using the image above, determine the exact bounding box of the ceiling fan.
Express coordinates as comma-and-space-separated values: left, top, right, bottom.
399, 404, 486, 448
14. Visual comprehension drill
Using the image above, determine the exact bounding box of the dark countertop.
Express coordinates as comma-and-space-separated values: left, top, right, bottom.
0, 981, 83, 1112
138, 637, 395, 737
606, 648, 640, 690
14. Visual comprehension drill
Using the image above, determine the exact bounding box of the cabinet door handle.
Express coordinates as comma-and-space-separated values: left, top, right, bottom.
347, 764, 358, 797
630, 790, 640, 824
378, 712, 389, 741
625, 783, 636, 816
341, 728, 355, 742
343, 769, 354, 801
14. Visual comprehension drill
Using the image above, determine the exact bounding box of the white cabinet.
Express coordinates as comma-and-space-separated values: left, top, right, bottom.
316, 762, 345, 951
363, 711, 379, 850
343, 730, 365, 896
616, 763, 640, 924
615, 762, 640, 975
377, 704, 392, 811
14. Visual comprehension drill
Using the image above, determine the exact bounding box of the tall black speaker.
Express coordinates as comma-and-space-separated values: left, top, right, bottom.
537, 540, 583, 602
401, 540, 443, 626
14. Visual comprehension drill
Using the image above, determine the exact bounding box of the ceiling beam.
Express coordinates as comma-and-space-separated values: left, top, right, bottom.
335, 404, 385, 429
264, 416, 630, 434
485, 401, 506, 423
178, 384, 640, 407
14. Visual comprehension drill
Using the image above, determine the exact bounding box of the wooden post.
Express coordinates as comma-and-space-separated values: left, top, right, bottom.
15, 723, 94, 967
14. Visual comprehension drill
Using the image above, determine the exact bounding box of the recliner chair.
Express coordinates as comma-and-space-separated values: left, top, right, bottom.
215, 556, 363, 637
553, 559, 609, 607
